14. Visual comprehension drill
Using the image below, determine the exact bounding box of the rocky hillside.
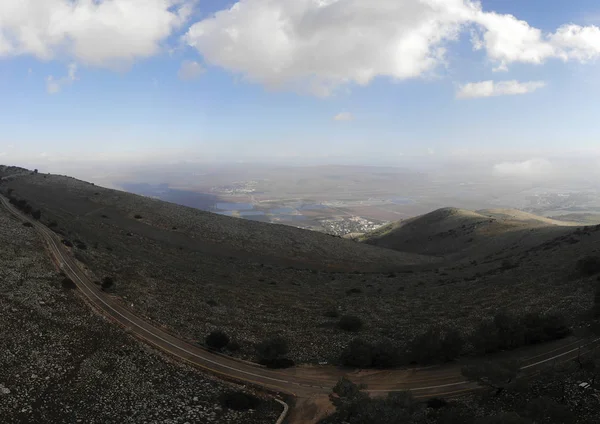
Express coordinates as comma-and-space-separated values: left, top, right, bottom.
0, 204, 279, 423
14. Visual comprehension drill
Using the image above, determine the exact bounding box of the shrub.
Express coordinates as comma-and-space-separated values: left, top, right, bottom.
219, 391, 260, 411
134, 214, 142, 219
577, 256, 600, 276
226, 340, 241, 352
494, 311, 524, 350
371, 340, 402, 368
345, 288, 362, 295
205, 330, 230, 350
61, 239, 74, 247
101, 277, 114, 290
340, 339, 374, 368
409, 328, 443, 364
440, 328, 464, 361
256, 336, 289, 363
32, 209, 41, 220
206, 299, 218, 307
472, 312, 570, 355
62, 278, 76, 290
338, 315, 363, 332
340, 339, 402, 369
22, 222, 33, 228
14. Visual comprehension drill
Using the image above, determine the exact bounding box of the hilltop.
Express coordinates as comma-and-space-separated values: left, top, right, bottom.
357, 207, 581, 258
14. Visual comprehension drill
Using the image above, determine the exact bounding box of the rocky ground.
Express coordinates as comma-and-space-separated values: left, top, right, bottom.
0, 207, 280, 424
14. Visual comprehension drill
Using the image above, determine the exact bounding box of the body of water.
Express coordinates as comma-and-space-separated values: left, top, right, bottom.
216, 202, 254, 211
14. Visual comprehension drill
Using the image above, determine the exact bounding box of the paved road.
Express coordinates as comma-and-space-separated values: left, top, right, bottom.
2, 194, 598, 409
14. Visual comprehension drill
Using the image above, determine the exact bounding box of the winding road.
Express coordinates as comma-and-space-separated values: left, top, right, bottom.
2, 193, 598, 423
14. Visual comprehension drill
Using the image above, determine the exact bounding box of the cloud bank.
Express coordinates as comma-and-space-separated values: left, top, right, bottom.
1, 1, 600, 94
183, 0, 600, 95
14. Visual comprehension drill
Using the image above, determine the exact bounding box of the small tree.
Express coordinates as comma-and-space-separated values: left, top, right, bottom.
205, 330, 230, 350
338, 315, 363, 332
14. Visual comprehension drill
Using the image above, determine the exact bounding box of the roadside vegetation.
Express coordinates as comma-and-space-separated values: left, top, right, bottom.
338, 310, 570, 369
320, 358, 600, 424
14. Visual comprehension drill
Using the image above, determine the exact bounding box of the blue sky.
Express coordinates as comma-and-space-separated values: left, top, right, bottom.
2, 0, 600, 170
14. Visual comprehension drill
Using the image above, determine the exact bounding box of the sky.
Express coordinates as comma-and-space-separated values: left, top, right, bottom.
2, 0, 600, 173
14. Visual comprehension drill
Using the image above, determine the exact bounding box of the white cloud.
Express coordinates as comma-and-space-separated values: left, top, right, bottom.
0, 0, 194, 68
457, 80, 545, 99
493, 158, 552, 177
333, 112, 353, 121
184, 0, 478, 95
182, 0, 600, 95
471, 12, 600, 69
178, 60, 205, 80
46, 63, 78, 94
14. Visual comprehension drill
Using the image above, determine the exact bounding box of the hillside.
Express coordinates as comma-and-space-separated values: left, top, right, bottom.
358, 207, 581, 258
2, 170, 600, 367
0, 195, 278, 423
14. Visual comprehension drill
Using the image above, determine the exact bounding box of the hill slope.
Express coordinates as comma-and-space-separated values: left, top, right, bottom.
3, 169, 600, 366
359, 207, 581, 258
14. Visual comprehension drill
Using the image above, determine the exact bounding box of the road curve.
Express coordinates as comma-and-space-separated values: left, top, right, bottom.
2, 194, 599, 406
